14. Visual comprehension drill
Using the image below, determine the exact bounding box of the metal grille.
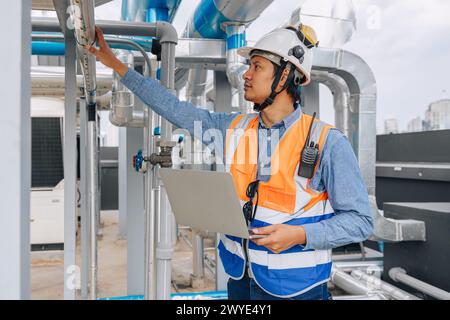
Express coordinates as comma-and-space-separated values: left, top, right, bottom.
32, 117, 64, 188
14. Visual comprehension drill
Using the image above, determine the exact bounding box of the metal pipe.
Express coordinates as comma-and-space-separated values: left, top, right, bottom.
144, 114, 157, 300
389, 267, 450, 300
225, 24, 252, 114
155, 42, 177, 300
333, 260, 383, 275
183, 0, 274, 109
312, 48, 377, 196
31, 69, 112, 98
32, 33, 153, 71
69, 0, 98, 300
351, 269, 421, 300
311, 71, 351, 139
109, 49, 145, 128
32, 17, 178, 45
87, 118, 98, 300
333, 294, 386, 300
31, 33, 153, 54
121, 0, 182, 23
192, 230, 205, 287
186, 71, 208, 107
331, 267, 374, 296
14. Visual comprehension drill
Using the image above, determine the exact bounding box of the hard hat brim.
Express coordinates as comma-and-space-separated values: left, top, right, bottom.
237, 46, 311, 86
237, 46, 253, 59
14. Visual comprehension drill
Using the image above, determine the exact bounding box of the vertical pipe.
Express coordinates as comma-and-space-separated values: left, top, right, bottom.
63, 35, 78, 301
191, 230, 205, 288
225, 24, 251, 114
156, 42, 176, 300
70, 0, 98, 300
88, 104, 98, 300
80, 97, 89, 299
144, 65, 157, 299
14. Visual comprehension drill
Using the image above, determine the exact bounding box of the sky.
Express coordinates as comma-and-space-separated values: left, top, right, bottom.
66, 0, 450, 133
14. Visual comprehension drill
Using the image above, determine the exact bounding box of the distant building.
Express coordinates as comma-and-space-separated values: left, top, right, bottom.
384, 118, 399, 134
425, 99, 450, 130
407, 116, 423, 133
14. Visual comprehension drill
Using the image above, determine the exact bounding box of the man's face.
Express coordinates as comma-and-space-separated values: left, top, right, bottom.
243, 55, 276, 104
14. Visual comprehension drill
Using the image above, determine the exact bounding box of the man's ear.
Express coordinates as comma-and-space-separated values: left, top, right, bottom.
277, 68, 291, 89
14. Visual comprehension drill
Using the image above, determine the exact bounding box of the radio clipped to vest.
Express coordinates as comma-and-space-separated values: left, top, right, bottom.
298, 112, 319, 179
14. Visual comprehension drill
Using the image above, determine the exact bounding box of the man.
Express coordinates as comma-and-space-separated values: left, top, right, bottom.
86, 24, 373, 300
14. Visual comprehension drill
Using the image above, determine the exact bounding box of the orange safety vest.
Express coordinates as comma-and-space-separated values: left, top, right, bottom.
218, 111, 335, 297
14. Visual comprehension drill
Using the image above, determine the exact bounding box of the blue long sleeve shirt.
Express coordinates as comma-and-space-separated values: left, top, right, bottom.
121, 68, 374, 251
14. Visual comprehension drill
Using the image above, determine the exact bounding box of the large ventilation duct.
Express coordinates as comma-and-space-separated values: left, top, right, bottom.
287, 0, 357, 48
184, 0, 274, 110
311, 71, 352, 141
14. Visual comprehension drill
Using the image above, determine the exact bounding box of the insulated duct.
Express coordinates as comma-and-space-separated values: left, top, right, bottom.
183, 0, 274, 109
311, 71, 352, 141
286, 0, 357, 49
225, 24, 251, 113
109, 50, 145, 128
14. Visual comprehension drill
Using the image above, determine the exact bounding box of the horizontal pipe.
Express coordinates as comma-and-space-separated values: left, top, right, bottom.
32, 41, 65, 56
389, 268, 450, 300
333, 294, 386, 300
31, 72, 112, 99
32, 34, 154, 55
32, 17, 178, 45
351, 269, 421, 300
331, 267, 373, 296
332, 261, 383, 274
184, 0, 274, 39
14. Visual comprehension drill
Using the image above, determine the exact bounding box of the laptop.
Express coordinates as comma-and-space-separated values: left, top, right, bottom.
160, 168, 266, 240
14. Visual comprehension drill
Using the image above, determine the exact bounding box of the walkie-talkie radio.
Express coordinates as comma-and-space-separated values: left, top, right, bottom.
298, 112, 319, 179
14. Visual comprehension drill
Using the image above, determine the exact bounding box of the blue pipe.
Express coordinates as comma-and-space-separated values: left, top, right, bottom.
121, 0, 182, 23
32, 41, 66, 56
184, 0, 274, 39
31, 35, 153, 56
146, 7, 169, 22
187, 0, 229, 38
226, 33, 246, 51
99, 290, 229, 300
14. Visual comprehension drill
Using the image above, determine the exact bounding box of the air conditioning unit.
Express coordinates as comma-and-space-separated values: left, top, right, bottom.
30, 97, 66, 250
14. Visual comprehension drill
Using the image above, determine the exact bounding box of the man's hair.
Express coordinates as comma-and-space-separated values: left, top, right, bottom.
271, 62, 303, 105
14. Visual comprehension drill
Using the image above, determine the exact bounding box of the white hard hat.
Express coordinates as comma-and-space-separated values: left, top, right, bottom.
238, 25, 318, 86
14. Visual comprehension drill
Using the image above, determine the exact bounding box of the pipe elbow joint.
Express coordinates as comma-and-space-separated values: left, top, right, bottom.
154, 21, 178, 45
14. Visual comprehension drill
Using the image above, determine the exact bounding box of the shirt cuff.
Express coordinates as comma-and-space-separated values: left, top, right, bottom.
302, 223, 326, 251
120, 68, 143, 92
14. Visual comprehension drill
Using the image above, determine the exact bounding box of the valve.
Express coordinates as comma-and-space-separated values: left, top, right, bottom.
133, 140, 177, 172
145, 140, 177, 168
133, 149, 146, 172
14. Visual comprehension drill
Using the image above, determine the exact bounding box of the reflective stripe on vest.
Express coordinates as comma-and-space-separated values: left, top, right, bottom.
218, 111, 335, 298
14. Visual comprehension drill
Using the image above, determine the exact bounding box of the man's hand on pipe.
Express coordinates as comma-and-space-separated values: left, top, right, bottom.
85, 26, 129, 77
